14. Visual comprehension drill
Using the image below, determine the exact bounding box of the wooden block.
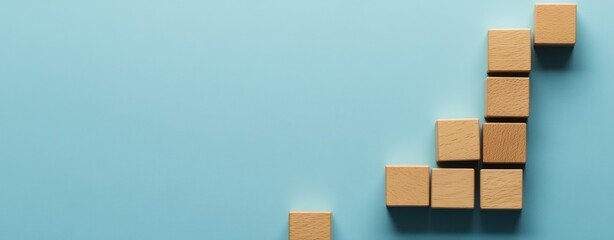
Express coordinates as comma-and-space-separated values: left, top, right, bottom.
481, 169, 523, 210
436, 119, 480, 162
431, 168, 474, 209
535, 3, 577, 46
488, 29, 531, 73
289, 211, 331, 240
483, 123, 527, 164
486, 77, 530, 118
385, 165, 430, 207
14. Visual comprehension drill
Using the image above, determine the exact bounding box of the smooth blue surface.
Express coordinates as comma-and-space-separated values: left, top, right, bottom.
1, 0, 613, 239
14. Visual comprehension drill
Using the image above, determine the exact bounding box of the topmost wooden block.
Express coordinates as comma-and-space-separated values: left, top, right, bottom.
535, 3, 577, 46
488, 29, 531, 73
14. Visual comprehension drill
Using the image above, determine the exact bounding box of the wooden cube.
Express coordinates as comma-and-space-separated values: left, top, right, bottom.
535, 3, 577, 46
436, 119, 480, 162
488, 29, 531, 73
431, 168, 474, 209
483, 123, 527, 164
486, 77, 530, 118
289, 211, 331, 240
385, 165, 430, 207
481, 169, 523, 210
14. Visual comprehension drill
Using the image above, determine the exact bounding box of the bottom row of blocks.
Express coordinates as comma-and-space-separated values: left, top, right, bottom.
386, 165, 523, 209
287, 167, 522, 239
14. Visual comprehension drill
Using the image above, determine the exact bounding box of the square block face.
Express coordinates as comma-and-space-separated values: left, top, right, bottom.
431, 168, 474, 209
488, 29, 531, 73
289, 211, 331, 240
486, 77, 530, 118
483, 123, 527, 164
481, 169, 523, 210
436, 119, 480, 162
535, 4, 576, 46
386, 165, 430, 206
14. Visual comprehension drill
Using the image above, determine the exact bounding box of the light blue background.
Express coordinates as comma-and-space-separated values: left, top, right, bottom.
1, 0, 612, 239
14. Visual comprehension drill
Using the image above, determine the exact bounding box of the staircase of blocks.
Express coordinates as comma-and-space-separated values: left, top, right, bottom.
288, 3, 577, 239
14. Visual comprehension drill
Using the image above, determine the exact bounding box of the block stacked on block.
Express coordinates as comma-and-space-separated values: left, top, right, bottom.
488, 29, 531, 73
289, 211, 331, 240
436, 119, 481, 162
483, 123, 527, 164
481, 169, 523, 210
486, 77, 530, 118
386, 165, 430, 207
535, 3, 577, 46
431, 168, 475, 209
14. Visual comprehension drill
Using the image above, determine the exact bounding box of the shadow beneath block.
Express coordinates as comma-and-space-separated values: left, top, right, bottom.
485, 117, 528, 123
430, 208, 475, 233
386, 207, 429, 233
480, 210, 522, 233
481, 164, 526, 170
487, 72, 530, 77
436, 161, 478, 169
534, 46, 574, 70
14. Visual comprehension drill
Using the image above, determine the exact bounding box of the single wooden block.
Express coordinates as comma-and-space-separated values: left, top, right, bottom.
488, 29, 531, 73
385, 165, 430, 207
436, 119, 480, 162
289, 211, 331, 240
483, 123, 527, 164
431, 168, 474, 209
535, 3, 577, 46
481, 169, 523, 210
486, 77, 530, 118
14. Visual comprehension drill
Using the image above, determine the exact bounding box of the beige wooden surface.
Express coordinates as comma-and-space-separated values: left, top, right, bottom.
486, 77, 530, 118
431, 168, 475, 209
480, 169, 523, 210
488, 29, 531, 73
483, 123, 527, 164
436, 119, 481, 162
385, 165, 430, 207
289, 211, 331, 240
535, 3, 577, 46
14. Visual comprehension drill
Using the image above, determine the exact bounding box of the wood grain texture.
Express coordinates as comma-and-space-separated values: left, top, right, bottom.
436, 119, 480, 162
483, 123, 527, 164
385, 165, 430, 207
480, 169, 523, 210
535, 3, 576, 46
488, 29, 531, 73
289, 211, 331, 240
486, 77, 530, 118
431, 168, 474, 209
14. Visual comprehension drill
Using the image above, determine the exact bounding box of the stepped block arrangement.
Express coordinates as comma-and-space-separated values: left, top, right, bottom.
431, 168, 475, 209
435, 119, 481, 162
535, 3, 577, 46
483, 123, 527, 164
486, 77, 530, 118
289, 211, 331, 240
290, 3, 577, 237
386, 165, 430, 207
480, 169, 524, 210
488, 29, 531, 73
